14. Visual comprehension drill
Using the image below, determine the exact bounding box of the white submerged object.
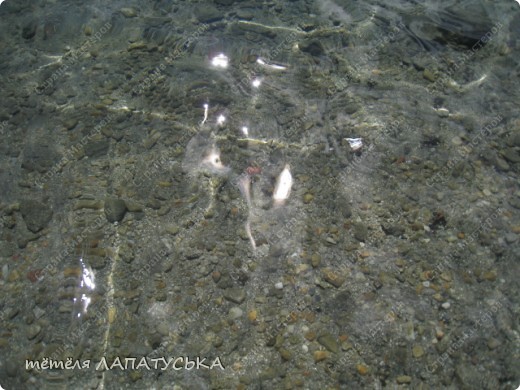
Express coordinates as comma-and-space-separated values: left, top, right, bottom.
211, 53, 229, 68
256, 58, 287, 71
273, 164, 293, 205
202, 148, 230, 175
345, 137, 363, 151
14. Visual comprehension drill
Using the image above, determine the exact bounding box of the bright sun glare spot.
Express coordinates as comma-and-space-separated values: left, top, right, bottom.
211, 53, 229, 68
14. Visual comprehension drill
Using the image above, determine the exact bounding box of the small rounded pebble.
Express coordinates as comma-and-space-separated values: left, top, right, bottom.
274, 282, 283, 290
356, 364, 369, 375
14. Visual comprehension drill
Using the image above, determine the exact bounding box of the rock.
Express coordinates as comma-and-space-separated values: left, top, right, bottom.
129, 370, 142, 382
194, 6, 223, 23
303, 193, 314, 203
84, 138, 109, 158
247, 310, 257, 322
356, 364, 369, 375
228, 307, 243, 320
119, 245, 134, 264
313, 350, 329, 362
412, 345, 424, 358
311, 253, 321, 268
22, 21, 37, 39
502, 148, 520, 163
455, 364, 482, 389
487, 338, 500, 350
423, 69, 436, 82
4, 360, 17, 377
317, 333, 339, 353
396, 375, 412, 384
493, 156, 507, 171
300, 40, 324, 57
17, 230, 41, 248
353, 223, 368, 242
322, 268, 345, 288
381, 223, 405, 236
74, 200, 103, 210
509, 197, 520, 210
63, 119, 78, 130
104, 198, 127, 223
27, 324, 41, 340
236, 9, 254, 20
279, 348, 292, 361
120, 8, 137, 17
185, 251, 202, 260
125, 201, 143, 212
21, 143, 59, 173
224, 288, 246, 304
20, 199, 53, 233
89, 255, 106, 269
212, 271, 221, 283
505, 233, 518, 244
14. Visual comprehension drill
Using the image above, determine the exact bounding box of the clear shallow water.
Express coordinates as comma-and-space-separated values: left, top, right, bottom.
0, 0, 519, 389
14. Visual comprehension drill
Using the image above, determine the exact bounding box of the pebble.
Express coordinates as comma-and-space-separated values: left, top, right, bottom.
274, 282, 283, 290
20, 199, 53, 233
303, 193, 314, 203
104, 198, 127, 223
63, 118, 78, 130
223, 288, 246, 304
228, 307, 243, 320
396, 375, 412, 384
194, 5, 223, 23
322, 268, 345, 288
84, 137, 109, 158
412, 345, 424, 358
74, 200, 103, 210
120, 7, 137, 17
423, 69, 436, 82
502, 147, 520, 163
311, 254, 321, 268
247, 310, 257, 322
279, 348, 292, 361
156, 322, 170, 337
27, 324, 41, 340
487, 338, 500, 350
108, 307, 116, 324
441, 302, 450, 309
495, 157, 510, 171
317, 333, 339, 353
5, 359, 17, 377
356, 364, 369, 375
505, 233, 518, 244
353, 223, 368, 242
313, 350, 329, 362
